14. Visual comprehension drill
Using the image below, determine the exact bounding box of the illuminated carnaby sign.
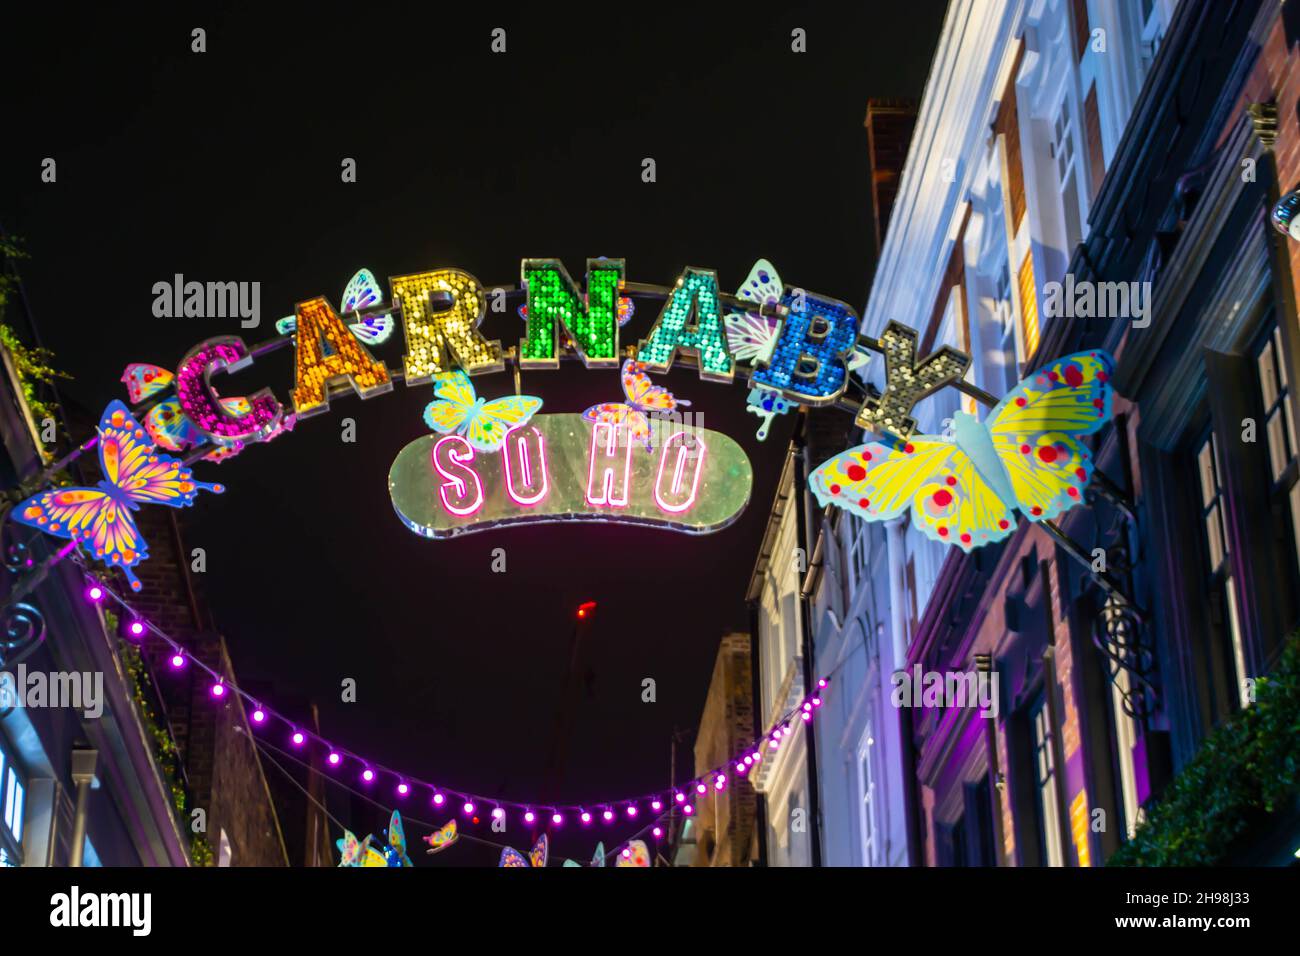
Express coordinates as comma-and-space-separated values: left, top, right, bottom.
388, 414, 753, 538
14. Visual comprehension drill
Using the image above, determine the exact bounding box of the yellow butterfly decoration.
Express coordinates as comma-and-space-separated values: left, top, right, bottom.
423, 820, 458, 855
423, 371, 542, 453
811, 351, 1114, 552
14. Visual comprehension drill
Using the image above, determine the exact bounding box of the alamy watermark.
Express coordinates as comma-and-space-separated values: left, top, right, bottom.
152, 274, 260, 328
0, 665, 103, 719
890, 665, 999, 719
1043, 274, 1151, 329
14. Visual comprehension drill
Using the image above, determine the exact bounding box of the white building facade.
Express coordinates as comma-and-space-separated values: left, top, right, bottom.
812, 0, 1180, 866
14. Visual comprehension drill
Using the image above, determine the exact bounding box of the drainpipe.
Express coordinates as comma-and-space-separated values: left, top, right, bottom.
68, 748, 97, 867
885, 517, 923, 864
747, 599, 768, 867
792, 440, 823, 868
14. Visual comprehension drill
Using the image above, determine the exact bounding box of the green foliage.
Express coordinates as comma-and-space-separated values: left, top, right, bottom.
0, 237, 70, 440
1109, 635, 1300, 866
117, 637, 189, 820
190, 833, 214, 868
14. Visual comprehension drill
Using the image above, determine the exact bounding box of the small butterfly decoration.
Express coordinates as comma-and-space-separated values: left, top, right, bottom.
381, 811, 413, 867
499, 833, 548, 868
423, 819, 459, 855
276, 268, 395, 346
746, 387, 793, 442
810, 351, 1115, 553
423, 371, 543, 453
583, 359, 690, 453
13, 401, 224, 592
563, 841, 606, 868
121, 363, 296, 462
336, 829, 387, 867
615, 839, 651, 867
335, 811, 412, 868
725, 259, 785, 368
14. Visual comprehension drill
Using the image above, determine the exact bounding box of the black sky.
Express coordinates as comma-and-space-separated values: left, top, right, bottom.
1, 3, 946, 863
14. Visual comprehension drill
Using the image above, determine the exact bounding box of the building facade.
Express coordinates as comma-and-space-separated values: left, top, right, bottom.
746, 450, 815, 866
675, 633, 758, 866
815, 0, 1300, 867
0, 249, 291, 866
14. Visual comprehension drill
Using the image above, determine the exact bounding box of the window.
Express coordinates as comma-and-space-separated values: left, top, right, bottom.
994, 263, 1019, 396
0, 738, 24, 860
842, 517, 872, 611
1053, 92, 1085, 259
1054, 98, 1075, 184
1196, 432, 1249, 708
857, 728, 879, 866
1083, 85, 1105, 203
1017, 250, 1040, 363
1071, 0, 1090, 58
1256, 326, 1300, 590
1032, 698, 1064, 866
1137, 0, 1164, 77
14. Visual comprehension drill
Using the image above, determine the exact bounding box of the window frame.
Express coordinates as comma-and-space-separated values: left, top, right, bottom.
0, 736, 24, 864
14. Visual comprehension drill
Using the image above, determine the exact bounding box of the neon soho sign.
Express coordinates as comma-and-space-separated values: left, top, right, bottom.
389, 414, 753, 538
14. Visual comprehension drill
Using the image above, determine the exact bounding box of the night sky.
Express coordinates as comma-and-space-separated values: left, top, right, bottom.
1, 4, 945, 864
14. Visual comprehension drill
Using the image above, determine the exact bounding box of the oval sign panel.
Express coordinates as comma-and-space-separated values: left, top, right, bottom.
389, 414, 753, 538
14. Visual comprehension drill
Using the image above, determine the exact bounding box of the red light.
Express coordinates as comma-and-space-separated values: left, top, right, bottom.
577, 601, 597, 619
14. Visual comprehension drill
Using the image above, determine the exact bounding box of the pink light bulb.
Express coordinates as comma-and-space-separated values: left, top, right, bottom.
801, 711, 812, 721
210, 682, 225, 698
291, 731, 305, 746
552, 812, 563, 826
524, 810, 535, 824
362, 769, 374, 783
87, 585, 104, 603
652, 826, 663, 838
751, 751, 761, 761
803, 701, 813, 711
695, 783, 707, 795
602, 809, 614, 822
492, 807, 504, 820
626, 805, 637, 818
651, 799, 663, 811
683, 804, 694, 815
432, 792, 445, 806
463, 801, 475, 815
252, 708, 265, 723
812, 697, 823, 707
744, 755, 753, 765
129, 620, 145, 637
674, 792, 685, 804
328, 752, 340, 766
397, 783, 409, 796
715, 779, 726, 790
621, 848, 631, 859
818, 678, 828, 688
581, 811, 592, 824
170, 653, 184, 669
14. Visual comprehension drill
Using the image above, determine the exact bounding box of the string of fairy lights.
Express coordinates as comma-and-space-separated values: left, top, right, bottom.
80, 566, 833, 859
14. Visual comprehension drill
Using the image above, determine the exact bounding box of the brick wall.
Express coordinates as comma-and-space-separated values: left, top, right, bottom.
125, 506, 288, 866
865, 99, 919, 255
691, 632, 757, 866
